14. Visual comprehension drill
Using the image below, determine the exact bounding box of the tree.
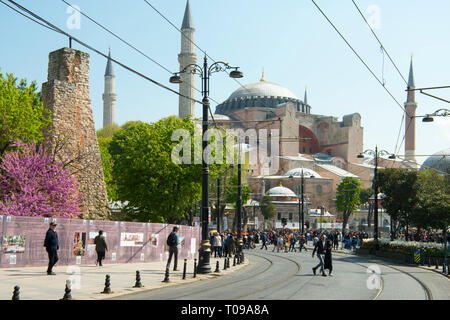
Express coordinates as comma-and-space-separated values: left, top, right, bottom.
413, 169, 449, 244
376, 168, 419, 240
0, 71, 51, 156
359, 187, 373, 229
109, 117, 208, 222
0, 141, 82, 217
260, 195, 276, 227
335, 177, 361, 234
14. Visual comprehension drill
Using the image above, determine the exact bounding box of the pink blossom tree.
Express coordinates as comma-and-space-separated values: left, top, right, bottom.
0, 141, 82, 217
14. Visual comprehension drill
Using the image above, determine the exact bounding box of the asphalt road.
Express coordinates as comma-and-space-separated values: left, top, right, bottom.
111, 248, 450, 300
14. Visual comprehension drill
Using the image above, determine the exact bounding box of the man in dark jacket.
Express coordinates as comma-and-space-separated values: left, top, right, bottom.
43, 222, 59, 275
166, 226, 179, 271
312, 234, 327, 277
94, 230, 108, 266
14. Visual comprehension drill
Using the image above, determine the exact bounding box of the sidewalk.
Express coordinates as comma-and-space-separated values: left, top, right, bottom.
0, 256, 248, 300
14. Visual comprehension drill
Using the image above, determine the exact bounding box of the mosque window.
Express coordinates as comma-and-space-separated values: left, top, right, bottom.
302, 146, 306, 153
277, 212, 282, 220
309, 147, 313, 154
288, 212, 293, 221
316, 185, 323, 195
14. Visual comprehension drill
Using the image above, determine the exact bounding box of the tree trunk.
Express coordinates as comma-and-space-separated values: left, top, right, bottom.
367, 203, 372, 230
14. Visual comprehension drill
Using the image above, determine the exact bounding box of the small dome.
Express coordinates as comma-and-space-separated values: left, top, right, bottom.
421, 148, 450, 174
283, 168, 322, 178
266, 185, 297, 197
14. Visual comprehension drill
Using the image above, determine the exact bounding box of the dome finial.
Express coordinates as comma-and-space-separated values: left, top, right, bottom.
260, 68, 266, 82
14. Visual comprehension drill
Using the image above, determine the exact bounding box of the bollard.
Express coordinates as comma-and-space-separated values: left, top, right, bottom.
215, 261, 220, 273
101, 274, 112, 294
435, 257, 439, 269
227, 257, 230, 269
241, 252, 245, 263
162, 267, 170, 283
61, 279, 72, 300
12, 286, 20, 300
182, 259, 187, 280
133, 270, 144, 288
427, 256, 431, 268
224, 257, 227, 270
233, 255, 236, 266
193, 259, 197, 278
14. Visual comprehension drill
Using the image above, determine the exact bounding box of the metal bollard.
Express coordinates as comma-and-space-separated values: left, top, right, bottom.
233, 255, 236, 266
182, 259, 187, 280
193, 259, 197, 278
101, 274, 112, 294
162, 267, 170, 283
61, 279, 72, 300
133, 270, 144, 288
12, 286, 20, 300
227, 257, 230, 269
215, 261, 220, 273
435, 257, 439, 269
224, 257, 227, 270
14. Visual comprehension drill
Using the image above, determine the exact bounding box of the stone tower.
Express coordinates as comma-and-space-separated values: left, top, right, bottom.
404, 57, 418, 167
103, 49, 116, 127
178, 0, 197, 119
42, 47, 110, 219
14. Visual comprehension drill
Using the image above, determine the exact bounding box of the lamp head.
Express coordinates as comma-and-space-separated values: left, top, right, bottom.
169, 74, 183, 84
229, 69, 243, 79
422, 115, 434, 122
357, 153, 364, 159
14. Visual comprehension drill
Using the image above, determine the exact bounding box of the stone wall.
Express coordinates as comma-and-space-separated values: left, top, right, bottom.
42, 48, 110, 219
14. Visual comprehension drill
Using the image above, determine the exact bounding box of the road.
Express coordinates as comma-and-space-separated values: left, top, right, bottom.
111, 248, 450, 300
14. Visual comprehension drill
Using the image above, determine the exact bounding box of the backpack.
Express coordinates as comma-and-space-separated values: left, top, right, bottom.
167, 232, 176, 247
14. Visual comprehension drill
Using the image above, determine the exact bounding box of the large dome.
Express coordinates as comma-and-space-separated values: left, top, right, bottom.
421, 148, 450, 174
215, 79, 309, 115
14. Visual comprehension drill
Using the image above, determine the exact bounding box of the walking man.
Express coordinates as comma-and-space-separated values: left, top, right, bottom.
43, 222, 59, 275
312, 234, 327, 277
260, 233, 268, 250
166, 226, 179, 271
94, 230, 108, 266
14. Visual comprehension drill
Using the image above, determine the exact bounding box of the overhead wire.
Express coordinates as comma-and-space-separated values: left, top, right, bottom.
2, 0, 203, 105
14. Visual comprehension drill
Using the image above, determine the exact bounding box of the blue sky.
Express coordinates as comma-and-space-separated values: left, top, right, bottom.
1, 0, 449, 165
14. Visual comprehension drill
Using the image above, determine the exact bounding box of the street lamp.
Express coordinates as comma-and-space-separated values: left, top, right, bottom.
171, 56, 242, 274
415, 108, 450, 123
289, 168, 314, 236
357, 146, 395, 252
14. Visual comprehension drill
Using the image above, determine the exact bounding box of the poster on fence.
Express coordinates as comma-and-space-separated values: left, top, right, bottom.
2, 235, 26, 253
120, 232, 144, 247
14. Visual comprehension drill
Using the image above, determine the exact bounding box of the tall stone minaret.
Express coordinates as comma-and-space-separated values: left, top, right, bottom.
103, 49, 116, 127
404, 57, 418, 167
178, 0, 196, 119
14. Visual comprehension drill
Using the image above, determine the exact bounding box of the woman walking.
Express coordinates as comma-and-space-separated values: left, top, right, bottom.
324, 239, 333, 276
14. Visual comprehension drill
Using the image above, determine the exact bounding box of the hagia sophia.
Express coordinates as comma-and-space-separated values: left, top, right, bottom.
101, 0, 449, 230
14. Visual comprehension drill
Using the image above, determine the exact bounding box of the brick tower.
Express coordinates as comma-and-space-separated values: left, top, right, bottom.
42, 47, 110, 219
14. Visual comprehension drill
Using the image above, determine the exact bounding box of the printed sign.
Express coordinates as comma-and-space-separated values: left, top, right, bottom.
120, 233, 144, 247
2, 235, 26, 253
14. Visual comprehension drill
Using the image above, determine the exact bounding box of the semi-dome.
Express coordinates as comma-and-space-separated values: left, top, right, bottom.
421, 148, 450, 174
215, 78, 310, 115
266, 185, 297, 198
283, 167, 322, 178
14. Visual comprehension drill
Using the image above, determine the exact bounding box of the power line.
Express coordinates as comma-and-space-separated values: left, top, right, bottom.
3, 0, 203, 105
310, 0, 407, 115
0, 0, 57, 32
351, 0, 408, 86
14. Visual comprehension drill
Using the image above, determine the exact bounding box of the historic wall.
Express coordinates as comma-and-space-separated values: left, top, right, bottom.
42, 47, 110, 219
0, 215, 201, 268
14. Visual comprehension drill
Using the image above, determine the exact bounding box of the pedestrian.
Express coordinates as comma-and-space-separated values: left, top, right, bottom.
324, 239, 333, 276
213, 232, 222, 257
312, 234, 327, 277
289, 233, 297, 252
299, 235, 308, 252
166, 226, 179, 271
277, 235, 284, 253
94, 230, 108, 266
43, 222, 59, 275
260, 233, 268, 250
333, 231, 339, 250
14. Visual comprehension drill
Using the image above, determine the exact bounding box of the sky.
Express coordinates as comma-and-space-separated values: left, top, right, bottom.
0, 0, 449, 165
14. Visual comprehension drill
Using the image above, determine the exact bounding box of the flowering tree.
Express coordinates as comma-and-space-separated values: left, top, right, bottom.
0, 141, 82, 217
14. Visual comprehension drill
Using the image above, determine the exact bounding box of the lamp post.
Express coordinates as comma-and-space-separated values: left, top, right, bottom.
289, 168, 314, 236
357, 146, 395, 252
170, 56, 242, 274
415, 108, 450, 123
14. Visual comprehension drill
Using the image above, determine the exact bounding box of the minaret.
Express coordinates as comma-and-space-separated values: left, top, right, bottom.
178, 0, 197, 119
404, 57, 418, 167
103, 49, 116, 127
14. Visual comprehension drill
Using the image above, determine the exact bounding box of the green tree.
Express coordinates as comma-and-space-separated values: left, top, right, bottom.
376, 168, 419, 240
260, 195, 276, 223
413, 169, 449, 244
224, 172, 252, 233
0, 71, 51, 155
109, 117, 208, 223
335, 177, 361, 234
